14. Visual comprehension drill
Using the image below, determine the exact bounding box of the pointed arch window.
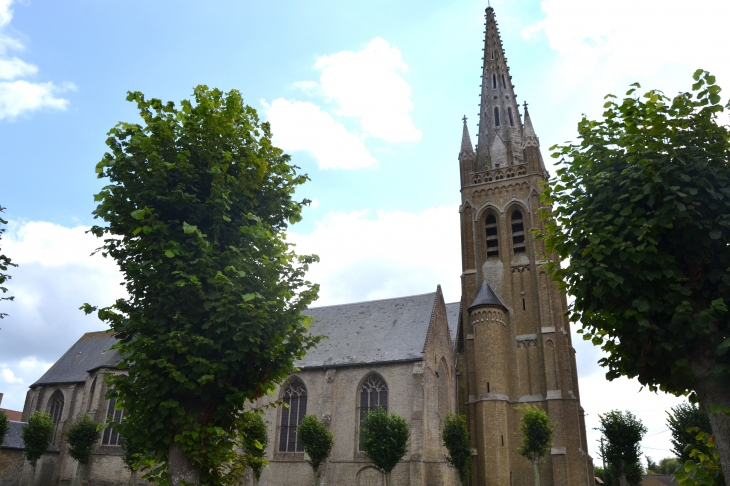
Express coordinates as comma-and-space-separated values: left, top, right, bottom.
511, 211, 526, 254
492, 74, 497, 89
494, 107, 500, 127
358, 374, 388, 450
486, 214, 499, 259
502, 74, 507, 88
278, 377, 307, 452
48, 390, 64, 425
102, 396, 124, 446
508, 107, 514, 127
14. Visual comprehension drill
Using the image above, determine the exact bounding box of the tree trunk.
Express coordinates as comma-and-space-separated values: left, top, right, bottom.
532, 456, 540, 486
692, 356, 730, 486
314, 466, 321, 486
619, 472, 627, 486
385, 470, 393, 486
28, 461, 37, 486
168, 441, 199, 485
130, 470, 138, 486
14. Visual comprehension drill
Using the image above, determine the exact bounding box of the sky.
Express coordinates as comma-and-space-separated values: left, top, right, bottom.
1, 0, 729, 465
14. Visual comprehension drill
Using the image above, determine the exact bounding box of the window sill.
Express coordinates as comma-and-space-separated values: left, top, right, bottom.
272, 452, 305, 462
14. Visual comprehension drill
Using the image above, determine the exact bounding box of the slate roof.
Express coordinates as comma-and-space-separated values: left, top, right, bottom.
468, 280, 506, 310
32, 331, 120, 386
298, 291, 451, 368
29, 293, 457, 384
0, 421, 58, 452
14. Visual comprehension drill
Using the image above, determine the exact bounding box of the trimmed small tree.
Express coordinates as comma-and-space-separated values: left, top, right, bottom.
297, 415, 334, 486
0, 206, 17, 319
66, 413, 101, 485
599, 410, 647, 486
669, 403, 714, 462
0, 410, 9, 447
516, 404, 554, 486
21, 411, 55, 485
442, 412, 471, 485
360, 407, 409, 486
241, 412, 269, 486
120, 427, 143, 486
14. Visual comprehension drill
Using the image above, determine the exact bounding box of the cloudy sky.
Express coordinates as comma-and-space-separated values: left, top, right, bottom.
1, 0, 728, 464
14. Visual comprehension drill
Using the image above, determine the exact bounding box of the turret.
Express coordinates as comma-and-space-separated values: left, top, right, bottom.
459, 115, 476, 186
521, 103, 547, 176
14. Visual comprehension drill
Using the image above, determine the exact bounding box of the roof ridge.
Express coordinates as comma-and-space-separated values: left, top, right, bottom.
307, 291, 438, 310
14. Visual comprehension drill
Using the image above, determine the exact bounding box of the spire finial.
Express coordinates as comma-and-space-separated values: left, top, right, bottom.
462, 115, 468, 124
523, 101, 529, 112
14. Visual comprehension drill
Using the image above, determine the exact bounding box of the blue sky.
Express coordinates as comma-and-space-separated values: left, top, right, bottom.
1, 0, 729, 463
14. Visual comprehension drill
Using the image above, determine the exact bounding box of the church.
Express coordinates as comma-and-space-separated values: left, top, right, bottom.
3, 5, 594, 485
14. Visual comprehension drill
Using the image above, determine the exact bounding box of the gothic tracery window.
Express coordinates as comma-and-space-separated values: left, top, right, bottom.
485, 214, 499, 259
102, 396, 124, 446
511, 210, 526, 254
48, 390, 64, 425
358, 374, 388, 450
279, 377, 307, 452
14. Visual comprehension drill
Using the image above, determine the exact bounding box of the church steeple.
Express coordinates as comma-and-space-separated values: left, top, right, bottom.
475, 6, 524, 170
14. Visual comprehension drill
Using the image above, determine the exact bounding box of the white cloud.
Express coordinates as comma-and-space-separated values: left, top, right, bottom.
0, 0, 73, 120
524, 0, 730, 87
315, 37, 422, 143
0, 220, 123, 411
263, 98, 378, 170
264, 38, 421, 170
289, 205, 461, 305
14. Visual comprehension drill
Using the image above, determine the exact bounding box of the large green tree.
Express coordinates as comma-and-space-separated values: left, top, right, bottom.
516, 404, 555, 486
85, 86, 319, 485
539, 70, 730, 483
598, 411, 647, 486
0, 206, 16, 320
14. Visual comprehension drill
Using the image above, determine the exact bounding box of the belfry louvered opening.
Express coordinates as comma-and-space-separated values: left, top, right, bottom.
485, 214, 499, 259
511, 211, 526, 254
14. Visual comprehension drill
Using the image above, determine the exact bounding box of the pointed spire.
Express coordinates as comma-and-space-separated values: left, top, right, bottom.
476, 5, 525, 170
468, 279, 506, 311
522, 102, 537, 145
460, 115, 475, 157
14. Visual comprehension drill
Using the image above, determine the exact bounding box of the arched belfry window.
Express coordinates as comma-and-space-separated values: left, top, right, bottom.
511, 211, 526, 254
279, 377, 307, 452
508, 107, 514, 127
485, 214, 499, 259
358, 374, 388, 450
494, 107, 500, 127
48, 390, 64, 425
102, 396, 124, 446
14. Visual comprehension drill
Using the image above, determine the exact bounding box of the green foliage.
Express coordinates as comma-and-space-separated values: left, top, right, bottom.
668, 403, 713, 461
360, 407, 410, 475
66, 413, 101, 466
516, 404, 554, 461
594, 465, 606, 482
21, 411, 55, 467
0, 410, 9, 447
297, 415, 333, 474
538, 70, 730, 398
598, 411, 647, 485
659, 457, 681, 475
441, 412, 471, 484
84, 86, 320, 485
241, 412, 269, 481
0, 206, 17, 319
675, 428, 725, 486
120, 427, 144, 472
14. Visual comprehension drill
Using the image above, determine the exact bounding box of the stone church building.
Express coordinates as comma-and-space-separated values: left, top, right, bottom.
4, 5, 594, 485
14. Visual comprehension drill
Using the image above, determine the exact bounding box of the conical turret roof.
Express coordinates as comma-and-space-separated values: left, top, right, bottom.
468, 279, 506, 311
460, 116, 475, 157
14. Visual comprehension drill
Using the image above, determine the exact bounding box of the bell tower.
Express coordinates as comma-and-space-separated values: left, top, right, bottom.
456, 6, 594, 486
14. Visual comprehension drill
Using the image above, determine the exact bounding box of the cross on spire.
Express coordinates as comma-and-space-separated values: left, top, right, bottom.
523, 101, 529, 111
462, 115, 468, 124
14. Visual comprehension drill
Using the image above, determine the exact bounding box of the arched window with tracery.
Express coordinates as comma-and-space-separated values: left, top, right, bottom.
48, 390, 64, 425
511, 210, 526, 254
102, 396, 125, 446
358, 374, 388, 450
278, 377, 307, 452
485, 214, 499, 259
